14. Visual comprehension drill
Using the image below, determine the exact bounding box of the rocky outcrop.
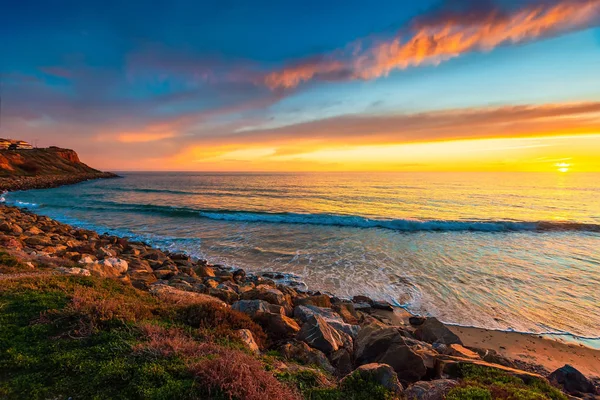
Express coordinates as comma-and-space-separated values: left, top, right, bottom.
354, 325, 433, 383
343, 363, 403, 395
404, 379, 459, 400
414, 317, 462, 345
297, 315, 347, 354
549, 364, 598, 396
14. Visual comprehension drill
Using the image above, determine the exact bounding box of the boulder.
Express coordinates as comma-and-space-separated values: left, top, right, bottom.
294, 305, 342, 323
294, 305, 360, 339
83, 262, 121, 278
237, 329, 260, 354
102, 257, 128, 274
27, 226, 44, 235
343, 364, 403, 395
295, 294, 332, 308
232, 300, 271, 318
280, 341, 335, 374
129, 270, 158, 290
549, 364, 597, 395
24, 236, 52, 247
208, 287, 239, 303
409, 316, 427, 326
258, 313, 301, 338
330, 348, 354, 377
414, 318, 462, 345
334, 302, 360, 325
241, 285, 291, 308
352, 295, 374, 305
354, 325, 429, 383
297, 315, 345, 354
404, 379, 459, 400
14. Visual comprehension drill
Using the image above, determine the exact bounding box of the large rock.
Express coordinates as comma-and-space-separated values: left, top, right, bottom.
334, 302, 360, 325
354, 325, 430, 383
232, 300, 271, 318
342, 364, 403, 395
294, 305, 360, 339
280, 341, 335, 374
295, 294, 332, 308
404, 379, 459, 400
414, 318, 462, 345
297, 315, 345, 354
83, 262, 121, 278
129, 270, 158, 290
257, 313, 301, 338
241, 285, 289, 305
102, 257, 128, 274
549, 364, 597, 395
294, 305, 341, 323
208, 286, 239, 303
330, 348, 354, 377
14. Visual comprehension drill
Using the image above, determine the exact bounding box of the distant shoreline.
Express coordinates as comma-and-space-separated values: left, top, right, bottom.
0, 172, 118, 192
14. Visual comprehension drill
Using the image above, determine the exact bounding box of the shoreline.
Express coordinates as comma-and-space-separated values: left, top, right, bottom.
0, 171, 119, 192
2, 200, 600, 383
5, 181, 599, 353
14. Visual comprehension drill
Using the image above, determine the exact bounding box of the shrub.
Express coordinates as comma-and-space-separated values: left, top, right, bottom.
189, 349, 301, 400
176, 303, 267, 348
54, 286, 155, 336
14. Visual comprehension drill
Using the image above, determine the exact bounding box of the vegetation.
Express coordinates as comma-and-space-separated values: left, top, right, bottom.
446, 364, 568, 400
276, 369, 397, 400
0, 251, 30, 273
0, 274, 297, 399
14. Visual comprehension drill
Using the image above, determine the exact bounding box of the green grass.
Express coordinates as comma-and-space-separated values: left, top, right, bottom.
446, 364, 568, 400
0, 274, 298, 399
276, 369, 397, 400
0, 276, 199, 399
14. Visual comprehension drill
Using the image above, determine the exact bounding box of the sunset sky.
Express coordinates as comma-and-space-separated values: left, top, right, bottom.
3, 0, 600, 171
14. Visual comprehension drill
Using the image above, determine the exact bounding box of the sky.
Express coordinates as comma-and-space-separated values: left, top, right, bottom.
2, 0, 600, 172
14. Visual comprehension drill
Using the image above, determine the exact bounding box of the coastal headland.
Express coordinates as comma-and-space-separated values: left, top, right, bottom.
0, 149, 598, 399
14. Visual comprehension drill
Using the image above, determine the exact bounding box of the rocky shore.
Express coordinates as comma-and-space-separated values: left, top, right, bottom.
0, 171, 118, 192
1, 203, 599, 399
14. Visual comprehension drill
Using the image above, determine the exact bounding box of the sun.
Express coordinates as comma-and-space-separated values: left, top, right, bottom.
555, 162, 571, 173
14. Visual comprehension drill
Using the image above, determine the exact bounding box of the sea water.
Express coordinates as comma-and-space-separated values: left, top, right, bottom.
6, 172, 600, 339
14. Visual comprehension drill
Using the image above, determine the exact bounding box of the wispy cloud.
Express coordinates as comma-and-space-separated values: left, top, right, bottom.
264, 0, 600, 89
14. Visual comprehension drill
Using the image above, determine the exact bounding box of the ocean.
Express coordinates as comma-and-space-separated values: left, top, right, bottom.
5, 172, 600, 340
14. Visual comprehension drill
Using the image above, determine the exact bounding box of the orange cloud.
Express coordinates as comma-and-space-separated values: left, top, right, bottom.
265, 0, 600, 89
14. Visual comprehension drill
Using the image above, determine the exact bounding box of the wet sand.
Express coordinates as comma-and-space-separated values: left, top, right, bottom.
373, 308, 600, 379
449, 325, 600, 378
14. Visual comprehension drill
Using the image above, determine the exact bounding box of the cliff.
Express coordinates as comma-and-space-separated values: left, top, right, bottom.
0, 147, 99, 177
0, 147, 117, 192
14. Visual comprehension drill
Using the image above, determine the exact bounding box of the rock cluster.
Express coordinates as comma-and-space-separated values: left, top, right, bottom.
0, 172, 118, 192
1, 204, 597, 398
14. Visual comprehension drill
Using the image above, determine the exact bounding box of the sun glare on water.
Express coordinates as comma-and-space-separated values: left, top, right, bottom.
555, 162, 571, 173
